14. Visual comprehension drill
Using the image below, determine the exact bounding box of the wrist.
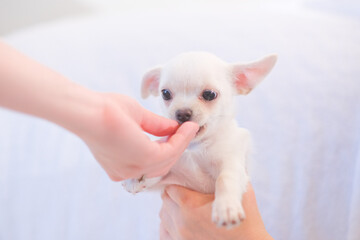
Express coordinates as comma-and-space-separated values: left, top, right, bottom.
50, 82, 105, 137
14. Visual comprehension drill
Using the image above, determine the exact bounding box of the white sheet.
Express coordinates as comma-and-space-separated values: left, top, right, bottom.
1, 3, 359, 240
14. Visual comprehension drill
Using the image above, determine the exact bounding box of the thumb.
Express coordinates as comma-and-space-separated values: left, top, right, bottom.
151, 121, 199, 165
165, 185, 194, 207
140, 108, 179, 136
165, 121, 199, 152
165, 185, 214, 208
144, 121, 199, 178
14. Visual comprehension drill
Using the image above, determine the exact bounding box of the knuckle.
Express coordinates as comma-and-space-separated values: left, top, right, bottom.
159, 205, 169, 221
159, 168, 171, 177
161, 191, 168, 201
108, 174, 122, 182
159, 209, 165, 220
159, 223, 168, 240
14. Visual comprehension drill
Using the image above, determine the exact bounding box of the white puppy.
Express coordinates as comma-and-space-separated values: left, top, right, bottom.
123, 52, 277, 228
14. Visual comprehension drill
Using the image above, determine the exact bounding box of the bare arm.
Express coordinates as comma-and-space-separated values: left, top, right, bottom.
0, 41, 102, 135
0, 41, 199, 180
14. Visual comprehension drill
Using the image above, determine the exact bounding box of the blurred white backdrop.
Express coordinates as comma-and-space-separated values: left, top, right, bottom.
0, 1, 360, 240
0, 0, 303, 36
1, 0, 359, 36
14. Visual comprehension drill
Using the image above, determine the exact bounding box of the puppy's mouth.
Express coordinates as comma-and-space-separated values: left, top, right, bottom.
196, 124, 206, 136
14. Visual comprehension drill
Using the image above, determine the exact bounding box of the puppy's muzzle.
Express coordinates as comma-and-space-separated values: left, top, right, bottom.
175, 108, 192, 124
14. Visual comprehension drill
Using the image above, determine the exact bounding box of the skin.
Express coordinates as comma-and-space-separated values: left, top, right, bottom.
0, 41, 199, 180
160, 184, 274, 240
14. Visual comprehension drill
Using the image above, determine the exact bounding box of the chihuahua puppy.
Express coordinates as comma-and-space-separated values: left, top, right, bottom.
123, 52, 277, 228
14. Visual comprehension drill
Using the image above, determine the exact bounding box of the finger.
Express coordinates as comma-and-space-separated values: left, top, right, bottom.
159, 222, 172, 240
166, 121, 199, 149
160, 193, 178, 238
161, 190, 180, 211
145, 163, 173, 179
165, 185, 214, 208
164, 185, 195, 207
140, 108, 179, 136
97, 160, 126, 181
242, 183, 261, 218
145, 122, 199, 178
157, 121, 199, 163
160, 206, 175, 231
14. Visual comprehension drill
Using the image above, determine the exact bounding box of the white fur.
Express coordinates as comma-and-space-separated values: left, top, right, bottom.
123, 52, 277, 228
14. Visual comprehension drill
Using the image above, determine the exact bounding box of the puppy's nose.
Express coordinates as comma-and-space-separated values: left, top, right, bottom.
175, 109, 193, 124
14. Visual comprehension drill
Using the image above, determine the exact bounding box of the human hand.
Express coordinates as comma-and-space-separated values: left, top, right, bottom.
80, 93, 199, 181
159, 184, 273, 240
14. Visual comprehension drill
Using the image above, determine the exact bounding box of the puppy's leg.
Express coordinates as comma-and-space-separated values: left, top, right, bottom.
212, 163, 249, 228
122, 176, 162, 194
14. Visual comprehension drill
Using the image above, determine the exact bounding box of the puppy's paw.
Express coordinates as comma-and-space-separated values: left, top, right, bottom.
212, 197, 245, 228
122, 177, 147, 194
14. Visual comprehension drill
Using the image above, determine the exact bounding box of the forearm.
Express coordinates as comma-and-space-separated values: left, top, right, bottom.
0, 41, 104, 136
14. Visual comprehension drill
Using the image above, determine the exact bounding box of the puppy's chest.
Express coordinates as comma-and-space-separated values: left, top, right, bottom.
160, 148, 221, 194
180, 150, 221, 177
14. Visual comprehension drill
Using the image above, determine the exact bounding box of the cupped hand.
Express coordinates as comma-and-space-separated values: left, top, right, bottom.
81, 93, 199, 181
159, 184, 273, 240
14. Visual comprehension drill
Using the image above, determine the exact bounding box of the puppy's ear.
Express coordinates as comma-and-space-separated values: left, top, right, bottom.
141, 66, 162, 98
231, 54, 277, 95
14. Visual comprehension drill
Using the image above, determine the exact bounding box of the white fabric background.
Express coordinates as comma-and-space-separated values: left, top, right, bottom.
0, 3, 359, 240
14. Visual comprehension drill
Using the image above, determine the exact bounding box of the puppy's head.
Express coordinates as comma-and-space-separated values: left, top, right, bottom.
141, 52, 277, 141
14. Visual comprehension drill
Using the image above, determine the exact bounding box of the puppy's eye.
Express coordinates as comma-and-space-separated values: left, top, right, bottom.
202, 90, 217, 101
161, 89, 172, 101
